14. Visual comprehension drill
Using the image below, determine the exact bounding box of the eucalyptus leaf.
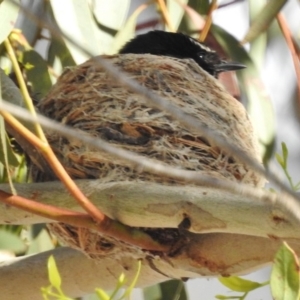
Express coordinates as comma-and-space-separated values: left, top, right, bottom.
275, 142, 298, 190
270, 242, 300, 300
50, 0, 104, 63
248, 0, 267, 69
0, 70, 20, 168
281, 142, 288, 164
178, 0, 206, 34
47, 38, 75, 69
143, 284, 162, 300
26, 227, 54, 255
91, 0, 130, 31
215, 295, 242, 299
0, 129, 19, 168
212, 24, 275, 160
219, 276, 263, 292
19, 49, 52, 98
0, 0, 20, 44
122, 260, 141, 298
275, 153, 285, 168
0, 228, 26, 253
95, 289, 110, 300
109, 4, 148, 54
47, 255, 62, 289
187, 0, 210, 15
159, 280, 188, 300
242, 0, 287, 44
0, 68, 23, 107
167, 0, 189, 31
47, 37, 75, 81
14, 0, 46, 44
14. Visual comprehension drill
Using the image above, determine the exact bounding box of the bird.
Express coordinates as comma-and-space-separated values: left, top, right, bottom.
120, 30, 245, 78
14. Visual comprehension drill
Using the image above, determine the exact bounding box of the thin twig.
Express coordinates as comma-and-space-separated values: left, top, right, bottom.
0, 189, 169, 251
199, 0, 217, 42
4, 38, 46, 142
155, 0, 175, 32
277, 13, 300, 107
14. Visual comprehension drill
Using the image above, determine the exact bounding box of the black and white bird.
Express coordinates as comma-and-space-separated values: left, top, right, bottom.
120, 30, 245, 78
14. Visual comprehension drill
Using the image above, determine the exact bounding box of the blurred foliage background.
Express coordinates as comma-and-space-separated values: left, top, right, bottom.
0, 0, 299, 299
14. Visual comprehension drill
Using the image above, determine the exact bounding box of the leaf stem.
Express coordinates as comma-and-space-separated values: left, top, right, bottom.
4, 38, 47, 142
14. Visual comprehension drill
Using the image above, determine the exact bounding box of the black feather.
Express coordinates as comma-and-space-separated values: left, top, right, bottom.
120, 31, 245, 78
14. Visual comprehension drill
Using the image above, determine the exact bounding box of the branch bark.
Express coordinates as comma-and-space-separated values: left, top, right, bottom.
0, 180, 298, 240
1, 179, 300, 299
0, 234, 299, 300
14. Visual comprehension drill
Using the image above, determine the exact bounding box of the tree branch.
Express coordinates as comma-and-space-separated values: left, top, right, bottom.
0, 180, 299, 240
1, 234, 299, 300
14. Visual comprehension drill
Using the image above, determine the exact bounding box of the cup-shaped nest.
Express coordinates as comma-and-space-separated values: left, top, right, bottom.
34, 54, 265, 188
33, 54, 266, 259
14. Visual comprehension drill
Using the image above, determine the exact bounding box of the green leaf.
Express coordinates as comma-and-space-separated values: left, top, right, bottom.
0, 229, 26, 253
0, 0, 20, 44
13, 154, 27, 183
47, 37, 75, 82
47, 37, 75, 69
143, 284, 162, 300
248, 0, 267, 70
215, 296, 242, 299
0, 70, 20, 171
95, 289, 110, 300
281, 142, 288, 166
108, 272, 126, 300
26, 227, 54, 255
19, 50, 52, 98
270, 242, 300, 300
109, 4, 148, 54
212, 24, 275, 160
177, 1, 206, 33
242, 0, 287, 44
186, 0, 210, 15
91, 0, 130, 31
0, 130, 20, 168
118, 272, 125, 285
218, 276, 263, 292
50, 0, 114, 63
294, 181, 300, 191
40, 285, 53, 299
122, 260, 142, 298
0, 115, 17, 193
0, 68, 24, 107
166, 0, 189, 31
275, 153, 285, 168
31, 223, 46, 239
47, 255, 62, 290
159, 280, 188, 300
275, 142, 297, 190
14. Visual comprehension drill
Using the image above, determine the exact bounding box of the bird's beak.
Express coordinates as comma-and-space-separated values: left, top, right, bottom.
215, 61, 246, 73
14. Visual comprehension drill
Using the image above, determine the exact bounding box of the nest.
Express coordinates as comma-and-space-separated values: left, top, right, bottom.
50, 223, 181, 260
34, 54, 264, 187
32, 54, 265, 257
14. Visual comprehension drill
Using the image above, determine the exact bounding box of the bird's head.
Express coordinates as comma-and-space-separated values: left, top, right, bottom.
120, 31, 245, 78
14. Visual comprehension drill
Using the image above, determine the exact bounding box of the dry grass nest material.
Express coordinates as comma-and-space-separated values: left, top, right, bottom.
34, 53, 265, 187
49, 223, 181, 260
35, 54, 265, 256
